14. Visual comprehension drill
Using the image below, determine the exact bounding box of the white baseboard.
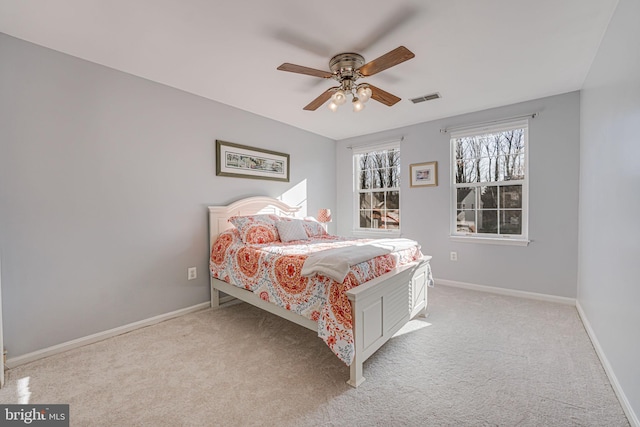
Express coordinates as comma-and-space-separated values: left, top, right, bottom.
576, 301, 639, 427
5, 302, 211, 369
435, 278, 576, 305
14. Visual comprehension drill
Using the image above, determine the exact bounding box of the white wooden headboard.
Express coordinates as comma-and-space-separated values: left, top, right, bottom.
208, 196, 302, 248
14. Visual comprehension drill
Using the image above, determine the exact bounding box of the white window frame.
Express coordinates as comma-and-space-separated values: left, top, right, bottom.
352, 139, 402, 238
450, 120, 530, 246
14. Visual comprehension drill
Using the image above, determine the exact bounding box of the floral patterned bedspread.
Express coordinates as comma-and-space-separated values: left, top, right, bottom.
209, 229, 424, 365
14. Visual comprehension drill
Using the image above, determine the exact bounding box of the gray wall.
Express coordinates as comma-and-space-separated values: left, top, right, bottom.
336, 92, 581, 298
579, 0, 640, 420
0, 34, 335, 357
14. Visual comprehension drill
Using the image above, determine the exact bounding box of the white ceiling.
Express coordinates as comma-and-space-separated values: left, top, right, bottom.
0, 0, 618, 140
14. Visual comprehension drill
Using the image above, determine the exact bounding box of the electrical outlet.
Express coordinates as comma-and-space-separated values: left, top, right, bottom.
187, 267, 197, 280
450, 251, 458, 261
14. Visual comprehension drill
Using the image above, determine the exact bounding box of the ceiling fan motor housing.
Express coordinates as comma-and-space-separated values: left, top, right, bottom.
329, 53, 365, 80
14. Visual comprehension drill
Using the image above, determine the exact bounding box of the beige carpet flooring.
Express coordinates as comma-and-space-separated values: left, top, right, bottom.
0, 285, 630, 426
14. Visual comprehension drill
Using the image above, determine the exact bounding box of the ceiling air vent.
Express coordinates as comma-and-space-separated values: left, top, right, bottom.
410, 93, 441, 104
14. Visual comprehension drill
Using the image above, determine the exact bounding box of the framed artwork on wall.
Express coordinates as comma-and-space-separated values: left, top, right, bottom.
216, 140, 290, 182
410, 161, 438, 187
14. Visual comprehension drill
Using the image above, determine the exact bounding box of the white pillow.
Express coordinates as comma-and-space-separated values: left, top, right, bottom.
276, 219, 309, 242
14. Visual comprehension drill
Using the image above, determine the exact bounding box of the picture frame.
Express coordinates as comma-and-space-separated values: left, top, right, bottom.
216, 140, 290, 182
410, 161, 438, 187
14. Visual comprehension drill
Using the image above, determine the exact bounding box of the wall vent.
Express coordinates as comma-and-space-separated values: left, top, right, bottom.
410, 93, 441, 104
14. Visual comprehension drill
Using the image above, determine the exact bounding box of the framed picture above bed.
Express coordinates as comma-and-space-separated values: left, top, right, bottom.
410, 161, 438, 187
216, 140, 290, 182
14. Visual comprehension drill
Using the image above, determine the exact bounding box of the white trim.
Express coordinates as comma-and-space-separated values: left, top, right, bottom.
5, 302, 211, 369
449, 236, 530, 246
435, 278, 575, 305
441, 113, 537, 135
576, 301, 639, 427
348, 137, 403, 154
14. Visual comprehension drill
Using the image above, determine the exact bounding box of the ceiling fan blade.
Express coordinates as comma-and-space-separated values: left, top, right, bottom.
358, 46, 415, 77
277, 63, 333, 79
303, 87, 339, 111
368, 84, 401, 106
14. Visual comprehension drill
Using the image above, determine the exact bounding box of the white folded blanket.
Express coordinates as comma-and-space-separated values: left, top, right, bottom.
301, 238, 419, 283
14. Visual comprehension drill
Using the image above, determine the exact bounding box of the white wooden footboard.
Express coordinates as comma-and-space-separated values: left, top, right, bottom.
345, 256, 431, 387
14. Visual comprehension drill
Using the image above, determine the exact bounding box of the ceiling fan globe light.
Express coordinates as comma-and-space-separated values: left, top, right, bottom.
357, 86, 372, 103
328, 101, 339, 112
352, 98, 365, 112
332, 90, 347, 105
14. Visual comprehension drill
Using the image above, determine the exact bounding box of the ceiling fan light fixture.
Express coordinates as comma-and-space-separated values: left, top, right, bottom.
352, 97, 365, 112
357, 85, 372, 103
278, 46, 415, 111
331, 90, 347, 106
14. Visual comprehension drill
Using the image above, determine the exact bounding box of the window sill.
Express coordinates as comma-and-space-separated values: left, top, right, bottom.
352, 229, 402, 239
449, 235, 530, 246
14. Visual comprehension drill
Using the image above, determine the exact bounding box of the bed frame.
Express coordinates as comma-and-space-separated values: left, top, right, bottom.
208, 196, 431, 387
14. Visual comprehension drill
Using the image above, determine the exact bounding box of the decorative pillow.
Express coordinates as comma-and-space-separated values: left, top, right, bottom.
280, 217, 328, 237
210, 229, 241, 266
229, 214, 280, 244
276, 219, 309, 242
301, 217, 328, 237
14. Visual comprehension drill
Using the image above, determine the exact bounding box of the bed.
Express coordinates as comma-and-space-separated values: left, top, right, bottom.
208, 196, 432, 387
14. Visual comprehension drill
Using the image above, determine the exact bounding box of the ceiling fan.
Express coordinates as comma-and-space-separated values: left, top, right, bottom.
277, 46, 415, 112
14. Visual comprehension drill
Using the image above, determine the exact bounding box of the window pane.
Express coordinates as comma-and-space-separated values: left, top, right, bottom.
458, 137, 475, 159
370, 211, 381, 229
372, 192, 386, 229
477, 157, 492, 182
384, 210, 400, 229
387, 191, 399, 209
479, 186, 498, 209
372, 191, 385, 209
359, 192, 371, 210
499, 154, 526, 181
456, 187, 475, 210
477, 210, 498, 234
359, 154, 372, 171
456, 210, 475, 232
378, 168, 387, 188
500, 185, 522, 208
500, 210, 522, 234
454, 159, 464, 184
359, 211, 371, 228
463, 160, 477, 182
482, 156, 500, 182
358, 170, 369, 189
509, 153, 525, 180
386, 168, 398, 188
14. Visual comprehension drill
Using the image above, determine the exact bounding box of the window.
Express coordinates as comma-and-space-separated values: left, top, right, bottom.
451, 120, 528, 243
353, 141, 401, 233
